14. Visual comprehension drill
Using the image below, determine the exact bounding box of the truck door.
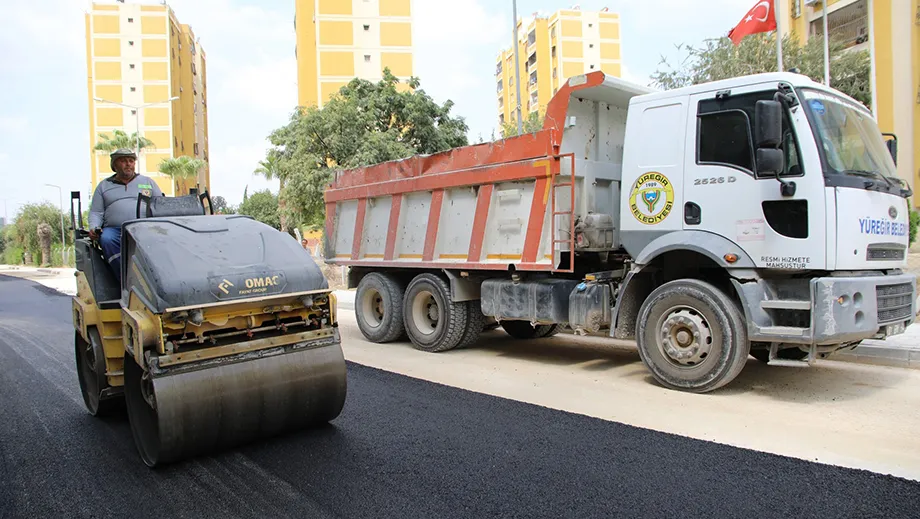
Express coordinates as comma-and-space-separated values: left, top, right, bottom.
683, 84, 827, 270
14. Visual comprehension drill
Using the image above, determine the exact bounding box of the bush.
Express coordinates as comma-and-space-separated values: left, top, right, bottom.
50, 244, 76, 268
910, 210, 919, 245
3, 246, 24, 265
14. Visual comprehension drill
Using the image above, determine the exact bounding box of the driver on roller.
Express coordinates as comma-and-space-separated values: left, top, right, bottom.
88, 148, 163, 281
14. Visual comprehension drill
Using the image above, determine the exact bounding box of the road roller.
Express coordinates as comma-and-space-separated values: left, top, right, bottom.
69, 190, 346, 467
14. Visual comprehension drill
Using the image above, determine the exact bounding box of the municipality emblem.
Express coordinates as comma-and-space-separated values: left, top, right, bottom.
629, 172, 675, 225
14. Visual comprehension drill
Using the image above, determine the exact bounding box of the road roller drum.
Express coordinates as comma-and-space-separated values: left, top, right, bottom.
69, 190, 346, 467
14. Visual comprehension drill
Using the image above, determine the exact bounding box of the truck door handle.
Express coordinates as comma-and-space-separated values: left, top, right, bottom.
684, 202, 701, 225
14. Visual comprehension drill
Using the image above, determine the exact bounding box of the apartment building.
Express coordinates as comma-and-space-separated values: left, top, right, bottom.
295, 0, 414, 108
784, 0, 919, 202
496, 7, 622, 129
85, 0, 209, 196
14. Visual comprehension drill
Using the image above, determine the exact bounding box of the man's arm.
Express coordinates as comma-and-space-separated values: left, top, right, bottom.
88, 182, 105, 231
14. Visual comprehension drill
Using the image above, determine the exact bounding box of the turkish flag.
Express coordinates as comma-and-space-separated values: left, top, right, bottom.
728, 0, 777, 45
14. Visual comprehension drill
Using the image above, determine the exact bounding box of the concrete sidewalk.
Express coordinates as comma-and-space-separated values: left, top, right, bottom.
3, 265, 917, 369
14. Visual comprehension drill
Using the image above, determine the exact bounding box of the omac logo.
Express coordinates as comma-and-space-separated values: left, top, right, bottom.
210, 271, 288, 299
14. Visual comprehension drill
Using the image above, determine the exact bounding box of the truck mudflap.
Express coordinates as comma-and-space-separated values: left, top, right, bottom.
732, 273, 917, 346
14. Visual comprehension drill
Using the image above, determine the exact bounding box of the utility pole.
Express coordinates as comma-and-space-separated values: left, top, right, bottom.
512, 0, 523, 134
822, 0, 830, 85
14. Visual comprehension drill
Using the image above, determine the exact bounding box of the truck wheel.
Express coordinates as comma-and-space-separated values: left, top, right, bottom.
636, 279, 750, 393
456, 301, 485, 349
500, 320, 546, 339
537, 324, 560, 338
403, 274, 468, 352
355, 273, 405, 343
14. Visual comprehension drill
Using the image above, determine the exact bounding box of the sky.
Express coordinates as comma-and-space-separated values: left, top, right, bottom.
0, 0, 754, 221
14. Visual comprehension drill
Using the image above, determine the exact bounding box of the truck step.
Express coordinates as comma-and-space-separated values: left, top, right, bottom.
760, 300, 811, 311
758, 326, 809, 337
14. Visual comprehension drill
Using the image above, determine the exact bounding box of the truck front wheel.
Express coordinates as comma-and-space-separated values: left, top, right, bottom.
636, 279, 750, 393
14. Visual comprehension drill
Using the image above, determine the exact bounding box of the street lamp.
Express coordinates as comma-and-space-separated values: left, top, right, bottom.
92, 96, 180, 154
44, 184, 66, 267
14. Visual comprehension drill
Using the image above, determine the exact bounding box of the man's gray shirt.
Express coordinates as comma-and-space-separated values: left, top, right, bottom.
89, 174, 164, 229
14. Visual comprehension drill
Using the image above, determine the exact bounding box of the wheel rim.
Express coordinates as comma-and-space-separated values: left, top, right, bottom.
411, 290, 440, 336
359, 288, 385, 329
656, 306, 713, 367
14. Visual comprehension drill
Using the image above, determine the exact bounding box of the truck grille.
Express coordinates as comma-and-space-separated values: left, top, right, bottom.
866, 247, 905, 261
876, 282, 913, 324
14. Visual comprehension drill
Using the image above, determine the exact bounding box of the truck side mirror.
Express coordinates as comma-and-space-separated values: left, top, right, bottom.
754, 100, 783, 149
756, 148, 784, 176
883, 133, 898, 165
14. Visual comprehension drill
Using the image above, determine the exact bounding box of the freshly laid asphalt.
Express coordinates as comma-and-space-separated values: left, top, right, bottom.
1, 273, 918, 519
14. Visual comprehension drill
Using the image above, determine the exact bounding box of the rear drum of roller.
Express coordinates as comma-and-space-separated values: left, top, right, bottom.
124, 339, 347, 467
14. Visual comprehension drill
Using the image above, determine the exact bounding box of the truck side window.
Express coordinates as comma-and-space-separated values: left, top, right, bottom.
698, 91, 802, 179
698, 110, 754, 171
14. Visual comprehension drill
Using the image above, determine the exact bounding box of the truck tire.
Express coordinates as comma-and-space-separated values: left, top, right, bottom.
355, 272, 405, 343
500, 320, 553, 339
456, 301, 485, 349
636, 279, 750, 393
403, 273, 468, 352
537, 324, 560, 338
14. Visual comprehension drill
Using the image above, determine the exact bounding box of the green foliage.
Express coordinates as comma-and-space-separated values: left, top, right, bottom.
8, 203, 69, 264
94, 129, 155, 152
158, 155, 207, 179
501, 111, 544, 139
3, 245, 24, 265
210, 195, 229, 214
237, 190, 281, 230
910, 210, 919, 245
267, 69, 469, 228
51, 244, 76, 268
651, 33, 871, 108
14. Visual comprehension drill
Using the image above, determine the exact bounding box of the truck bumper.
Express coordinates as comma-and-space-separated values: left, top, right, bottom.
734, 273, 917, 346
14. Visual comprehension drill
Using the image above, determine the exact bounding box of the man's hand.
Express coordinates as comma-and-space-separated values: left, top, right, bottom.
88, 228, 100, 241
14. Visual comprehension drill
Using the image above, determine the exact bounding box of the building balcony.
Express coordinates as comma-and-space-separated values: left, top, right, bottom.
809, 0, 868, 51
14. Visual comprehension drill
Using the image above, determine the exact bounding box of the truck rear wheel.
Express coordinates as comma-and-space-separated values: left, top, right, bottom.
403, 273, 467, 352
355, 273, 405, 343
636, 279, 750, 393
456, 301, 485, 349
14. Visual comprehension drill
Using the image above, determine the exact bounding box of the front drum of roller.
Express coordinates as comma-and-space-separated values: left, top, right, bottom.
123, 338, 347, 467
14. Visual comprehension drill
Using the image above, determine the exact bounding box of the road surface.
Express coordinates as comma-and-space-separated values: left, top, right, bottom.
1, 273, 918, 518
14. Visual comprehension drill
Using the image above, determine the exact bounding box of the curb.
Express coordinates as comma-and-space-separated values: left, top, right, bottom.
828, 343, 920, 370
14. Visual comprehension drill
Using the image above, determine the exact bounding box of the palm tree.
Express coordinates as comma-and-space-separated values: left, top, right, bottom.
254, 150, 289, 232
158, 156, 207, 195
94, 129, 156, 153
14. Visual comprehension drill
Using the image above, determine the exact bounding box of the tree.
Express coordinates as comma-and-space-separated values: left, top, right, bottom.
9, 203, 69, 264
37, 223, 52, 267
500, 111, 544, 139
651, 32, 871, 108
94, 129, 155, 152
237, 190, 280, 229
210, 195, 229, 214
254, 150, 290, 232
158, 156, 207, 195
266, 68, 469, 228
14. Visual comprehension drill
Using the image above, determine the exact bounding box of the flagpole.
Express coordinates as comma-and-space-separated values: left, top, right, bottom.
822, 0, 830, 85
868, 0, 878, 118
774, 0, 784, 72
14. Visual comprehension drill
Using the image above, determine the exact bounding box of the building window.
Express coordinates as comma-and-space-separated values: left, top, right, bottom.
363, 24, 370, 31
589, 44, 594, 48
131, 109, 137, 115
364, 54, 371, 62
588, 23, 593, 28
553, 68, 557, 79
194, 143, 199, 155
130, 86, 136, 92
128, 40, 134, 46
551, 46, 556, 57
589, 64, 595, 69
129, 63, 135, 69
792, 0, 801, 18
127, 17, 133, 23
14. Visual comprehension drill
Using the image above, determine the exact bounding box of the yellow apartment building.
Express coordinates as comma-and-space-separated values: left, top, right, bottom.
85, 0, 209, 197
496, 8, 622, 129
295, 0, 414, 108
783, 0, 919, 204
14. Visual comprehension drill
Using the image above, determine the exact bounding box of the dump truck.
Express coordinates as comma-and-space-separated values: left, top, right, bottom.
71, 190, 346, 466
324, 70, 917, 393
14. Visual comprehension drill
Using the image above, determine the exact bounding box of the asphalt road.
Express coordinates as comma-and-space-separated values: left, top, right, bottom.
1, 273, 919, 519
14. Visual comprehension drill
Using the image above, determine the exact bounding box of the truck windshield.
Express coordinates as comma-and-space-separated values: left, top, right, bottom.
800, 88, 899, 186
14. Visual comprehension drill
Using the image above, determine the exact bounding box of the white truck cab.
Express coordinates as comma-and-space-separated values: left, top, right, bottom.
614, 72, 915, 371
